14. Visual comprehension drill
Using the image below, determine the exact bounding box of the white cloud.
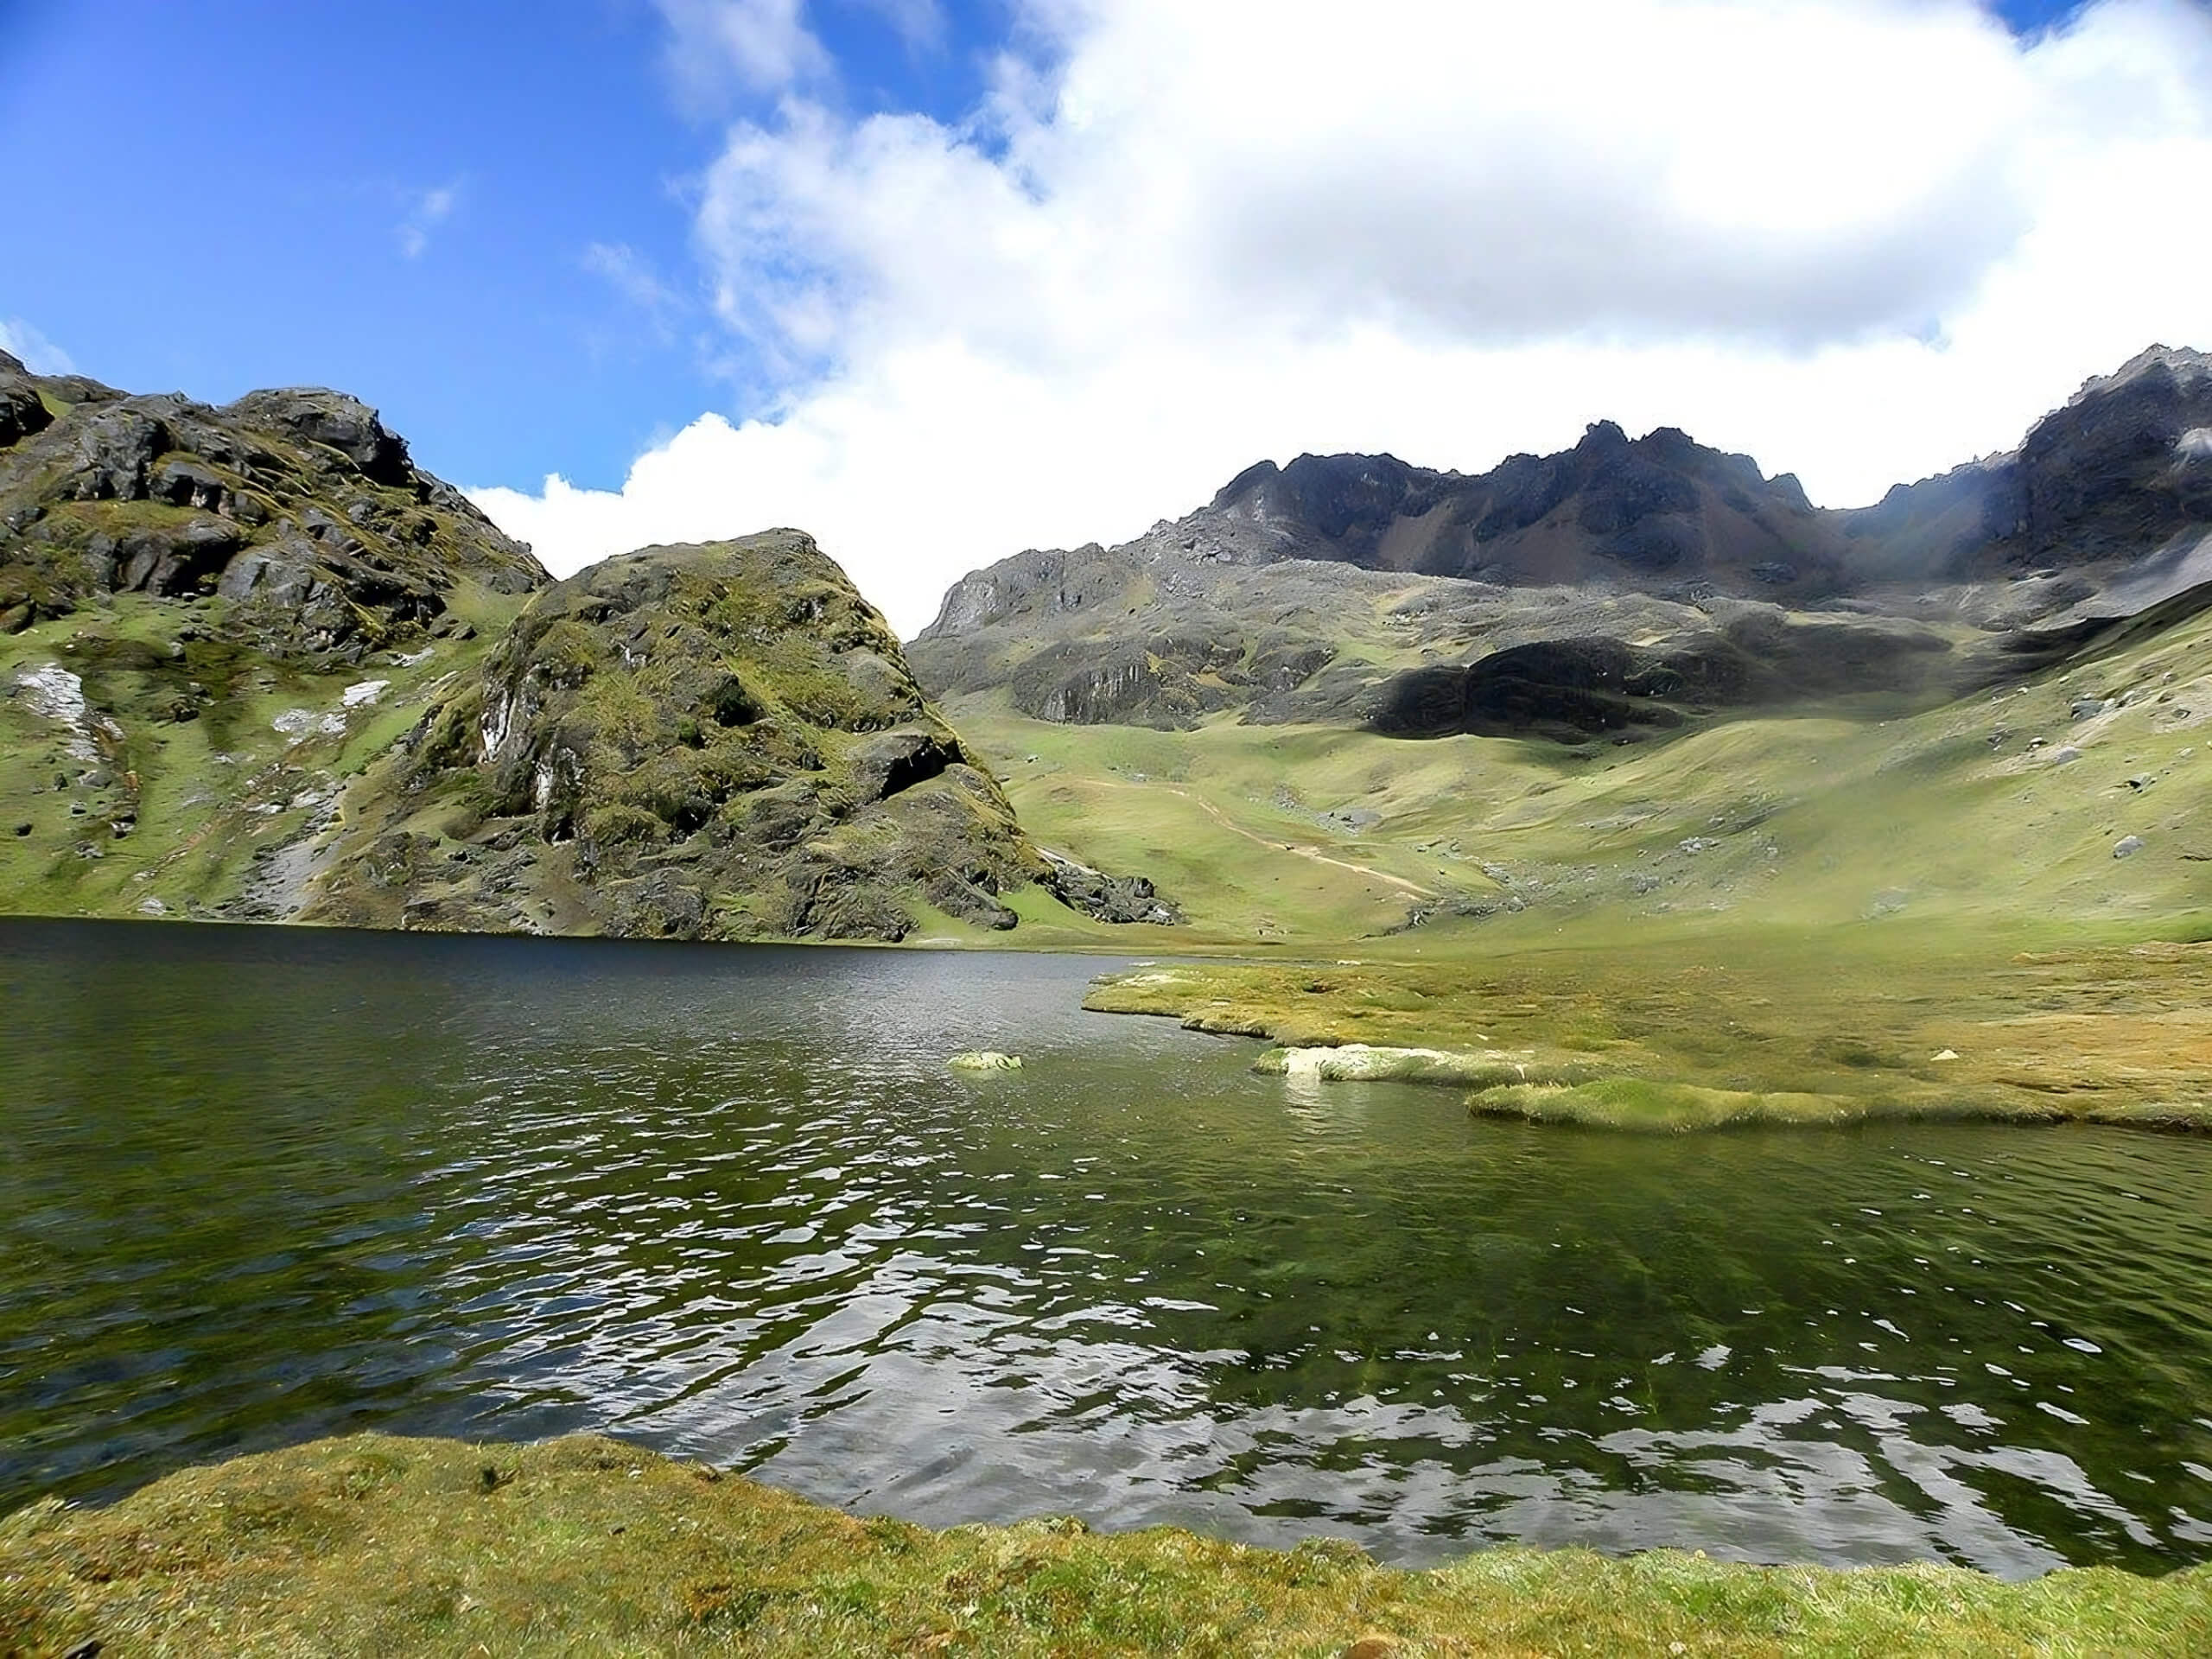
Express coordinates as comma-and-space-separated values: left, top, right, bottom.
583, 241, 690, 341
477, 0, 2212, 637
656, 0, 832, 105
397, 182, 460, 259
0, 316, 74, 375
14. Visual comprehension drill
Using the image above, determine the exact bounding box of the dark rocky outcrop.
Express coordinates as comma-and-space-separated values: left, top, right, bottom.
304, 533, 1177, 942
1370, 615, 1956, 741
1841, 346, 2212, 583
1039, 849, 1181, 925
0, 357, 545, 651
0, 355, 54, 450
1199, 421, 1844, 596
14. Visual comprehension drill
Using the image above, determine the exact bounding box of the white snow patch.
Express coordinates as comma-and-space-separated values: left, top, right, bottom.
341, 678, 391, 708
2177, 429, 2212, 461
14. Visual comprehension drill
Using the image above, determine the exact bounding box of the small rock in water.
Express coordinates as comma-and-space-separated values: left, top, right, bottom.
2113, 835, 2146, 859
947, 1051, 1022, 1071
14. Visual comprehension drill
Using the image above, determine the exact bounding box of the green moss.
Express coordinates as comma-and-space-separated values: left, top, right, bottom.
2082, 1101, 2212, 1133
3, 1433, 2206, 1656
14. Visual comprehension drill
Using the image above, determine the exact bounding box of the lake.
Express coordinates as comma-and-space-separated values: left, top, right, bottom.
4, 917, 2210, 1577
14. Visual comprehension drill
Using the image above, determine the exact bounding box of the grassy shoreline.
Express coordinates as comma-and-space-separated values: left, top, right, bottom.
1082, 924, 2212, 1133
6, 1433, 2209, 1656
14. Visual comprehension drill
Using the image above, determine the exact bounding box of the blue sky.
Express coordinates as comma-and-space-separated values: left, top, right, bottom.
0, 0, 1002, 489
5, 1, 2203, 635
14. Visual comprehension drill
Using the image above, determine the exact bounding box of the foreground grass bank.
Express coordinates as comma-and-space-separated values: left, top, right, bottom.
1086, 925, 2212, 1132
4, 1434, 2209, 1656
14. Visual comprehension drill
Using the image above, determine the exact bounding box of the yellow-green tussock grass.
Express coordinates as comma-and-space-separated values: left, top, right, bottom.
1086, 926, 2212, 1131
4, 1433, 2209, 1656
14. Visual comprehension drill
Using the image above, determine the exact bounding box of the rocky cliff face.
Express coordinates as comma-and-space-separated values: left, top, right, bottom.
0, 351, 545, 655
1205, 424, 1840, 596
0, 358, 553, 925
303, 533, 1176, 941
1840, 346, 2212, 588
910, 346, 2212, 739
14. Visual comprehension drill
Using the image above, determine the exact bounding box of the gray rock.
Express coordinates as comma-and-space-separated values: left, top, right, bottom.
151, 457, 230, 512
219, 388, 413, 486
2051, 746, 2082, 764
67, 405, 168, 500
947, 1051, 1022, 1071
1039, 847, 1181, 925
848, 728, 963, 804
0, 373, 52, 448
2113, 835, 2146, 858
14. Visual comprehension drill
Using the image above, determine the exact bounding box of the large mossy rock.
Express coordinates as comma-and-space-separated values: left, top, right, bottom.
304, 533, 1141, 942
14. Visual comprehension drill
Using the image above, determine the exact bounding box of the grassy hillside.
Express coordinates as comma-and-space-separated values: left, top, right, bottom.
0, 584, 526, 922
945, 590, 2212, 949
931, 586, 2212, 1130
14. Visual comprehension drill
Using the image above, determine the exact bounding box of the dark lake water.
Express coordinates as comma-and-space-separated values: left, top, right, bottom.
4, 918, 2212, 1576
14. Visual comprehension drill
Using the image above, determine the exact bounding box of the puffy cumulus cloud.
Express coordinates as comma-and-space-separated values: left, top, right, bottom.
476, 0, 2212, 637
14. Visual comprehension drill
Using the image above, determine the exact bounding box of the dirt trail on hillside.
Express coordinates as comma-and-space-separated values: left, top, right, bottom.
1093, 779, 1437, 898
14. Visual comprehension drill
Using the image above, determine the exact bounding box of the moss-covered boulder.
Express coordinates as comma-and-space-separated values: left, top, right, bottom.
304, 533, 1169, 942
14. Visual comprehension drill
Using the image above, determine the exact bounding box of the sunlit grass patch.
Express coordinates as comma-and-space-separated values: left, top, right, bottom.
3, 1433, 2208, 1656
1088, 926, 2212, 1134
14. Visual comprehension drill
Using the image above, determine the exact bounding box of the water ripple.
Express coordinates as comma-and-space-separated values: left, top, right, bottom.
4, 920, 2212, 1574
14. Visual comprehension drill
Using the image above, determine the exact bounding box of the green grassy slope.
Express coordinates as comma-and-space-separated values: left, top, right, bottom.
936, 594, 2212, 1128
0, 586, 524, 922
944, 594, 2212, 950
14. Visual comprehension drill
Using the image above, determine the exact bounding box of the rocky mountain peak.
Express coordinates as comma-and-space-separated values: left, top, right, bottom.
307, 531, 1176, 941
909, 344, 2212, 743
1847, 341, 2212, 583
0, 360, 545, 654
218, 388, 416, 487
2066, 343, 2212, 408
